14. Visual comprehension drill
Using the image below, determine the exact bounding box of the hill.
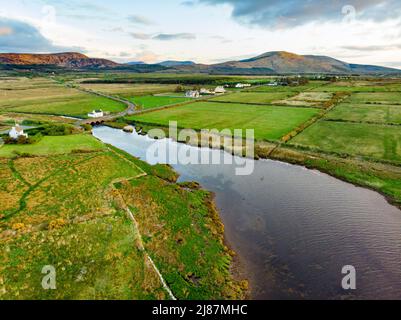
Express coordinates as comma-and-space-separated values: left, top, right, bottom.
205, 51, 400, 74
0, 52, 118, 69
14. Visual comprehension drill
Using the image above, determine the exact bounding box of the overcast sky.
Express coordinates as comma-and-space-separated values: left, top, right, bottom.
1, 0, 401, 67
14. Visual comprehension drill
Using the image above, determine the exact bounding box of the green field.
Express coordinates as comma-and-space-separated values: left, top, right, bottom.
348, 92, 401, 104
80, 83, 179, 98
131, 95, 192, 110
325, 103, 401, 124
0, 134, 105, 157
210, 92, 293, 104
0, 136, 245, 299
0, 79, 126, 118
312, 81, 401, 92
245, 81, 327, 93
127, 101, 320, 141
292, 121, 401, 163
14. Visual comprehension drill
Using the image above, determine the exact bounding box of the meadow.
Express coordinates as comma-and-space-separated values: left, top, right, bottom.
127, 101, 320, 141
0, 78, 126, 118
131, 95, 192, 110
80, 83, 179, 98
209, 92, 294, 104
311, 80, 401, 92
292, 121, 401, 163
347, 92, 401, 104
325, 103, 401, 125
0, 133, 245, 299
0, 134, 105, 158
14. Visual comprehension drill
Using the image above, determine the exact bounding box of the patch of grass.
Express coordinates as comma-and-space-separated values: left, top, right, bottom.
80, 83, 178, 98
210, 92, 293, 104
0, 134, 105, 158
292, 121, 401, 163
348, 92, 401, 105
118, 176, 246, 300
0, 142, 245, 299
127, 101, 320, 141
132, 95, 192, 110
0, 78, 126, 117
325, 103, 401, 125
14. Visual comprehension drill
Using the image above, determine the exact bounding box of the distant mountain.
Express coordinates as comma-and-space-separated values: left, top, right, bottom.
0, 52, 118, 69
0, 51, 398, 75
126, 61, 147, 65
205, 51, 400, 74
157, 60, 196, 67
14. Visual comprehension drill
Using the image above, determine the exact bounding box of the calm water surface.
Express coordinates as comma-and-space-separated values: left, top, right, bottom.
93, 126, 401, 300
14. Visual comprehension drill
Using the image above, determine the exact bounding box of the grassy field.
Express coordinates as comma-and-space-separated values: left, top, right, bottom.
80, 83, 179, 98
292, 121, 401, 163
274, 92, 333, 107
127, 101, 320, 141
209, 92, 294, 104
0, 134, 105, 158
0, 78, 126, 118
312, 80, 401, 92
325, 103, 401, 124
245, 81, 327, 93
0, 135, 245, 299
131, 95, 192, 110
347, 92, 401, 104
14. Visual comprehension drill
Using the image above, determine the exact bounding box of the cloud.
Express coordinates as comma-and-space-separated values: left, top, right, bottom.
131, 50, 160, 63
342, 44, 401, 51
129, 32, 152, 40
197, 0, 401, 28
153, 33, 196, 41
127, 14, 155, 26
0, 17, 81, 53
129, 32, 196, 41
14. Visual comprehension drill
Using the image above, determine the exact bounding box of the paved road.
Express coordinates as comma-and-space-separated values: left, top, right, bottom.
70, 86, 136, 125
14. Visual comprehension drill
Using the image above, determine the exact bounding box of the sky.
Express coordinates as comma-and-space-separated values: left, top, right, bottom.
0, 0, 401, 67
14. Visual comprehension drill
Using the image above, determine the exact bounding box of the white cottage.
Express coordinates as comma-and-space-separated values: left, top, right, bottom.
185, 90, 200, 98
214, 86, 226, 94
88, 110, 104, 118
9, 124, 28, 140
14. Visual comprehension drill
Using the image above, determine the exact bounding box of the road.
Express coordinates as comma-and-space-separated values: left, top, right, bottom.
69, 85, 137, 125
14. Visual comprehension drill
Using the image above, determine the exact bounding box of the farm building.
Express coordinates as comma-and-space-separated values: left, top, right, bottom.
9, 124, 28, 139
235, 83, 252, 88
214, 86, 226, 94
200, 88, 212, 95
88, 110, 104, 118
185, 90, 200, 98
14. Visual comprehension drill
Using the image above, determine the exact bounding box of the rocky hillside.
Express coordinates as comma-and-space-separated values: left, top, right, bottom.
0, 52, 118, 69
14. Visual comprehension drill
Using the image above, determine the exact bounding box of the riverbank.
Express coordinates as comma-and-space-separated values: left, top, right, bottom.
118, 121, 401, 211
93, 125, 401, 299
0, 132, 247, 300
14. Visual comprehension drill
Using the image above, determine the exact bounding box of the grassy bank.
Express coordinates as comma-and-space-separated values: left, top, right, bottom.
0, 134, 247, 299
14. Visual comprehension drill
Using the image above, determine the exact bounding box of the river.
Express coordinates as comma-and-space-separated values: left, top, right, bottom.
93, 126, 401, 300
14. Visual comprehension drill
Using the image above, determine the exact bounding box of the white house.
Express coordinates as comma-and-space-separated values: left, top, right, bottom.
88, 110, 104, 118
185, 90, 200, 98
9, 124, 28, 140
214, 86, 226, 94
200, 88, 212, 95
235, 83, 252, 88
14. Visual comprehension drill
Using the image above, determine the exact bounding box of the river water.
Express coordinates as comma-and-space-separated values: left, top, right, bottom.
93, 126, 401, 300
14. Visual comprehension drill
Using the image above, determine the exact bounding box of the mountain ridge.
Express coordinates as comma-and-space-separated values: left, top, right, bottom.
0, 51, 399, 74
0, 52, 118, 69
